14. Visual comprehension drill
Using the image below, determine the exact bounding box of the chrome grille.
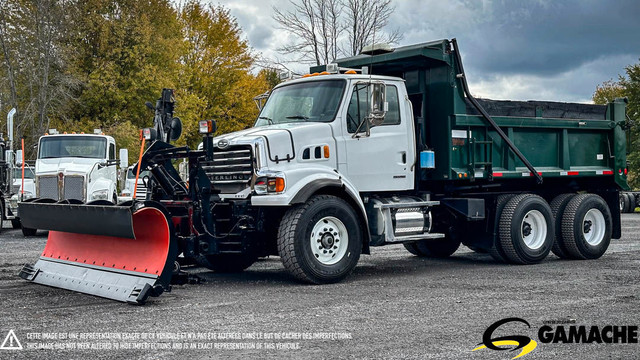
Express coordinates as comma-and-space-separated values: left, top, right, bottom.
201, 146, 253, 193
135, 183, 147, 200
38, 176, 58, 200
63, 176, 84, 201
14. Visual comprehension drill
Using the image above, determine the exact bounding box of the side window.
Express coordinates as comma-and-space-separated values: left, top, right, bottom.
346, 84, 401, 133
347, 84, 368, 133
109, 143, 115, 160
384, 86, 401, 126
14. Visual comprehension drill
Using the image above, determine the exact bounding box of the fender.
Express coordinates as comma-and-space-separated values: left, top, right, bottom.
251, 170, 371, 254
290, 178, 343, 204
291, 177, 371, 255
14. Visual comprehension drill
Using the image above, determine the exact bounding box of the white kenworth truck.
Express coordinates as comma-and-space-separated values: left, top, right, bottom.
22, 131, 128, 235
17, 41, 629, 303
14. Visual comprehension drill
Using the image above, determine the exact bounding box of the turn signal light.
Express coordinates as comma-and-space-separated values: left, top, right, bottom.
267, 177, 285, 193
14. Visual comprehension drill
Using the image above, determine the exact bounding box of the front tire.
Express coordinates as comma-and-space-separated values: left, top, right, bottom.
277, 195, 362, 284
561, 194, 612, 260
22, 227, 37, 236
499, 194, 554, 264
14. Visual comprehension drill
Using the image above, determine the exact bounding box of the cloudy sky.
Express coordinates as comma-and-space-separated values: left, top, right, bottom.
209, 0, 640, 103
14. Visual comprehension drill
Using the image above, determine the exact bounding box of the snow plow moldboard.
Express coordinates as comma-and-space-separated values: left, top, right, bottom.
17, 201, 177, 304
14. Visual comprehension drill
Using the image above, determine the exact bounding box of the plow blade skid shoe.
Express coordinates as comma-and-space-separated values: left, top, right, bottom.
18, 205, 176, 304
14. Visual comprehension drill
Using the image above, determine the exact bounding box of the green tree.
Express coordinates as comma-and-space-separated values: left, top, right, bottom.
68, 0, 183, 128
594, 62, 640, 187
176, 1, 269, 147
1, 0, 270, 161
0, 0, 79, 156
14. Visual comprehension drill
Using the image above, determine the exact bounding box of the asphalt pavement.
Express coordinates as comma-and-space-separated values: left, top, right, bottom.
1, 215, 639, 359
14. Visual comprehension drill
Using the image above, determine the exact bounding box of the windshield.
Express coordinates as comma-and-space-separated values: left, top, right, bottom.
13, 168, 35, 179
255, 80, 345, 126
39, 136, 107, 159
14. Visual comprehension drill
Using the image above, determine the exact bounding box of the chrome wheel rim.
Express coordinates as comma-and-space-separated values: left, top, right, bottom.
310, 216, 349, 265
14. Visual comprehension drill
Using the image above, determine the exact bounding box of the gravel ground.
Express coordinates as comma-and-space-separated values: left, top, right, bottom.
1, 215, 639, 359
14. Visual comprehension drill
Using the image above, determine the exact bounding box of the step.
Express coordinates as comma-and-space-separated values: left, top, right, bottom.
375, 201, 439, 209
385, 233, 445, 243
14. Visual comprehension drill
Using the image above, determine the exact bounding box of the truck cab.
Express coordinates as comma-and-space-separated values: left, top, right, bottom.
209, 74, 415, 202
35, 133, 121, 203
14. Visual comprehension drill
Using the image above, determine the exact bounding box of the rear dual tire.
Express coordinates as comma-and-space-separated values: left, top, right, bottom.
626, 193, 636, 213
619, 192, 636, 213
403, 238, 461, 258
549, 194, 575, 259
557, 194, 612, 260
498, 194, 554, 264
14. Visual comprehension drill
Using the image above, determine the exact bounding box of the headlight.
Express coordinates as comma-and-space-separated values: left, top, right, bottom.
20, 191, 34, 200
91, 189, 109, 201
121, 189, 132, 197
254, 176, 285, 194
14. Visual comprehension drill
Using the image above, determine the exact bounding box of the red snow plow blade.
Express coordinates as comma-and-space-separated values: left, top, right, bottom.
18, 202, 177, 304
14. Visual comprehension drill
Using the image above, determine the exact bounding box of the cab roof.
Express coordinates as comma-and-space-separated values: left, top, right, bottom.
275, 73, 404, 89
40, 133, 115, 142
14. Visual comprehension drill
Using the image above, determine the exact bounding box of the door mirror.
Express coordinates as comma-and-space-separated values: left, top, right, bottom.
5, 150, 13, 165
15, 150, 23, 165
368, 82, 387, 127
119, 148, 129, 168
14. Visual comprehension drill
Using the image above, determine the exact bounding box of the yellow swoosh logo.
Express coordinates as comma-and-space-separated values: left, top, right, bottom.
472, 340, 538, 359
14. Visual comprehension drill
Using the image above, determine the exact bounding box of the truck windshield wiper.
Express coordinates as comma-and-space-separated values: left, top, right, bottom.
285, 115, 309, 121
258, 116, 273, 124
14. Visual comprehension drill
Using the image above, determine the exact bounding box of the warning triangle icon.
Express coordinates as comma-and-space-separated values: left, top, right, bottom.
0, 330, 23, 350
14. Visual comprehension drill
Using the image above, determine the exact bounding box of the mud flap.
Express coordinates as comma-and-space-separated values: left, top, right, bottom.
18, 203, 177, 304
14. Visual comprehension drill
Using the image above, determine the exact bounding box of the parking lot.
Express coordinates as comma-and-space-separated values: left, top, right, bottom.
1, 214, 639, 359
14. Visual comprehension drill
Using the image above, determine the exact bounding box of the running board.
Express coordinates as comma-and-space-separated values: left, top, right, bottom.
385, 233, 446, 243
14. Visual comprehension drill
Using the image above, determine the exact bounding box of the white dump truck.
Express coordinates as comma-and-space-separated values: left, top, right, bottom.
21, 130, 128, 235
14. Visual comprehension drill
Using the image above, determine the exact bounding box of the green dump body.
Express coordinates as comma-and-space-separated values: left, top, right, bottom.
311, 39, 630, 191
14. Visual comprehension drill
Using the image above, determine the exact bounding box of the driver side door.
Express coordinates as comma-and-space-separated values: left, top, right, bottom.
338, 82, 413, 192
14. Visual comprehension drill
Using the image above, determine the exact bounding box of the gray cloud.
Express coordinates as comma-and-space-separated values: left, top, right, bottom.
211, 0, 640, 102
